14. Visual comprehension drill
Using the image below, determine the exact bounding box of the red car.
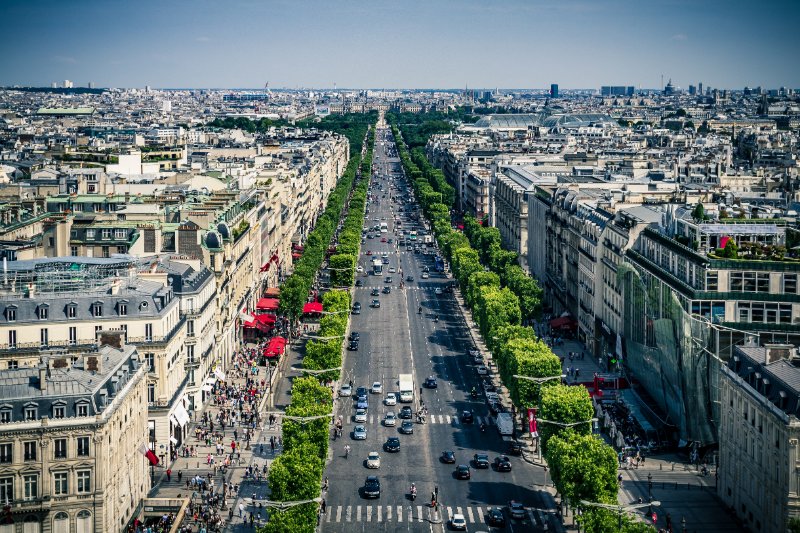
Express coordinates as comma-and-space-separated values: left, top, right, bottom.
381, 237, 387, 242
366, 250, 372, 255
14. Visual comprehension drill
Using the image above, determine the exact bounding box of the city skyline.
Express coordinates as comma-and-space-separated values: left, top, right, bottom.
1, 0, 798, 90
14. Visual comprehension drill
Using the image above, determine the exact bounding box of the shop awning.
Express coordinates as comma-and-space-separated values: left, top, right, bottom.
244, 313, 275, 331
292, 252, 302, 259
256, 298, 280, 311
264, 287, 281, 298
264, 336, 287, 357
549, 316, 577, 329
303, 302, 323, 314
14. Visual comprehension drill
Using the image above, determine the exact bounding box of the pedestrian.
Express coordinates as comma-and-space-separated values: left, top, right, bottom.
321, 499, 326, 514
166, 468, 172, 482
178, 470, 183, 482
238, 503, 244, 518
270, 439, 275, 453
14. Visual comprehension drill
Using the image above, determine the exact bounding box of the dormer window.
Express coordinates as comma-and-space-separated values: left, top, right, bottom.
66, 303, 77, 319
5, 306, 16, 322
52, 403, 66, 419
118, 301, 128, 316
92, 302, 103, 318
37, 305, 49, 320
76, 402, 89, 417
0, 405, 12, 424
24, 404, 37, 421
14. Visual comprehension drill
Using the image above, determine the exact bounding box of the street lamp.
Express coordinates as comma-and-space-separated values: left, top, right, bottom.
580, 499, 661, 532
647, 472, 653, 514
513, 374, 566, 384
290, 366, 342, 375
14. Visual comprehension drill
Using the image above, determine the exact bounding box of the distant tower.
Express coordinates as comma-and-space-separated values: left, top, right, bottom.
550, 84, 559, 98
88, 82, 94, 89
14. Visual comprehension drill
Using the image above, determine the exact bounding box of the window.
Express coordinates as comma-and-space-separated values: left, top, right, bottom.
53, 472, 68, 496
54, 438, 67, 459
102, 246, 110, 258
69, 327, 77, 346
187, 345, 195, 363
187, 320, 194, 336
23, 442, 36, 461
24, 406, 37, 421
145, 353, 155, 371
0, 477, 12, 503
86, 229, 95, 239
114, 229, 126, 239
76, 437, 89, 457
0, 410, 10, 423
101, 229, 112, 240
92, 303, 103, 317
67, 304, 77, 318
118, 303, 127, 316
71, 246, 79, 256
706, 271, 718, 291
7, 360, 17, 370
784, 274, 797, 295
0, 443, 11, 463
145, 323, 153, 342
8, 330, 16, 349
730, 271, 770, 292
117, 246, 127, 254
53, 405, 65, 419
76, 471, 91, 493
95, 325, 102, 337
5, 308, 15, 322
147, 383, 155, 403
38, 306, 48, 320
40, 328, 48, 348
23, 474, 38, 500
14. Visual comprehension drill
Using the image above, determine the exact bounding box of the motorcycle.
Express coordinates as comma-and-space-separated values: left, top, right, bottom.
418, 307, 422, 314
410, 486, 417, 501
470, 389, 479, 399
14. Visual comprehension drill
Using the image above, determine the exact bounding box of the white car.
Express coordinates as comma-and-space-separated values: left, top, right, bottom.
486, 391, 500, 403
451, 513, 467, 530
357, 265, 364, 273
354, 409, 368, 423
388, 267, 396, 273
384, 393, 397, 406
384, 412, 397, 426
472, 352, 483, 364
476, 365, 489, 376
371, 381, 383, 394
434, 288, 443, 295
339, 384, 352, 397
367, 451, 381, 469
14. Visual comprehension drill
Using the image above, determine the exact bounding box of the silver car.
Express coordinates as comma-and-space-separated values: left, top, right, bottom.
384, 412, 397, 427
353, 425, 368, 440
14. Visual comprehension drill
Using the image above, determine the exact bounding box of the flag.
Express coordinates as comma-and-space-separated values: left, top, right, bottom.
527, 408, 538, 438
138, 443, 159, 466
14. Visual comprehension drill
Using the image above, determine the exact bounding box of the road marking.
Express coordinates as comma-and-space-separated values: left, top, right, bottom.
356, 505, 361, 522
386, 505, 391, 521
476, 507, 485, 523
416, 505, 423, 522
466, 506, 474, 523
397, 506, 402, 522
446, 506, 453, 521
369, 415, 374, 424
335, 506, 342, 522
377, 505, 382, 522
456, 506, 463, 520
366, 505, 372, 522
346, 505, 352, 522
446, 415, 452, 424
327, 507, 332, 522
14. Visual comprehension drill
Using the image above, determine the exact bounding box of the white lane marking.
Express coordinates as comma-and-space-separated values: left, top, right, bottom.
416, 505, 423, 522
397, 505, 402, 522
356, 505, 361, 522
466, 506, 474, 523
367, 505, 372, 522
327, 506, 332, 522
386, 505, 391, 521
377, 505, 382, 522
346, 505, 352, 522
335, 506, 342, 522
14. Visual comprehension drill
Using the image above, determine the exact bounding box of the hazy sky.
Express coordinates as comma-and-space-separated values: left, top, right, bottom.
1, 0, 797, 89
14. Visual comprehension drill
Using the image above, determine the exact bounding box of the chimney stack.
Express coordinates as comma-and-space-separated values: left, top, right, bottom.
38, 363, 47, 391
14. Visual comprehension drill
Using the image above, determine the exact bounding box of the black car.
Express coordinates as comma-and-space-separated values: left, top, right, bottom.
371, 299, 381, 308
399, 420, 414, 434
355, 387, 368, 398
455, 464, 471, 480
441, 450, 456, 464
384, 276, 393, 284
384, 437, 400, 452
461, 410, 474, 423
473, 453, 490, 468
494, 455, 512, 472
406, 275, 414, 282
348, 340, 359, 351
355, 279, 363, 287
352, 302, 361, 315
349, 332, 360, 341
382, 286, 391, 294
425, 376, 438, 388
371, 288, 380, 296
399, 406, 413, 419
486, 508, 506, 527
363, 476, 381, 498
508, 441, 523, 456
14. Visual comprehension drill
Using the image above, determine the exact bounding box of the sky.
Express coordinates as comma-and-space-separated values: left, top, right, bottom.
1, 0, 798, 90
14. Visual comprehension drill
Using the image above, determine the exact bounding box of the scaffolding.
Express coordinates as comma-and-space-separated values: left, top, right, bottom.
0, 257, 137, 297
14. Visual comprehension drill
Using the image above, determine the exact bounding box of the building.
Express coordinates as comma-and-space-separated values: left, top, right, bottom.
719, 342, 800, 532
550, 84, 559, 98
0, 342, 149, 533
601, 86, 635, 97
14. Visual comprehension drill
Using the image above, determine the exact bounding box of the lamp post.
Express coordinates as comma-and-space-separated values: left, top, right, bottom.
647, 472, 653, 514
512, 374, 566, 459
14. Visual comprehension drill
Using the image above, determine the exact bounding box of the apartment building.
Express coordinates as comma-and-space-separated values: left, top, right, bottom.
719, 342, 800, 532
0, 342, 149, 533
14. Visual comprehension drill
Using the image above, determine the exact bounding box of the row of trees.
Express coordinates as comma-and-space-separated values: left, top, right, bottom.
263, 119, 376, 531
390, 113, 653, 533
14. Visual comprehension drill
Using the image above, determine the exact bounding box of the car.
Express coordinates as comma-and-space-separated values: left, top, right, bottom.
366, 250, 373, 255
355, 279, 363, 287
494, 455, 512, 472
399, 406, 413, 419
482, 379, 496, 392
440, 450, 456, 464
406, 275, 414, 282
422, 266, 429, 273
486, 507, 506, 527
382, 257, 389, 265
348, 340, 359, 351
371, 288, 380, 296
384, 437, 400, 452
407, 246, 413, 251
399, 421, 414, 434
387, 238, 393, 244
384, 276, 393, 284
356, 265, 364, 273
353, 425, 367, 440
382, 286, 391, 294
476, 365, 489, 375
474, 453, 490, 468
354, 409, 367, 423
434, 288, 443, 295
388, 267, 396, 273
356, 387, 368, 397
384, 393, 397, 406
383, 412, 397, 426
356, 396, 368, 409
380, 237, 387, 242
508, 501, 526, 520
352, 305, 361, 315
366, 451, 381, 469
363, 476, 380, 498
421, 272, 429, 279
450, 514, 467, 530
339, 384, 352, 397
461, 410, 474, 423
455, 464, 471, 480
371, 299, 381, 308
485, 391, 500, 404
508, 441, 523, 456
488, 401, 506, 416
349, 332, 360, 341
371, 381, 382, 394
472, 352, 483, 364
425, 376, 438, 388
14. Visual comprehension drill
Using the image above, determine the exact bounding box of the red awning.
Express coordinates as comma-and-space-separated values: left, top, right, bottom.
259, 262, 271, 273
264, 287, 281, 298
302, 302, 323, 314
292, 244, 304, 251
264, 336, 287, 357
291, 252, 302, 259
244, 313, 275, 331
549, 316, 577, 329
256, 298, 280, 311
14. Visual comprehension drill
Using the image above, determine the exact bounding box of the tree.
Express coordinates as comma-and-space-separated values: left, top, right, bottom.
545, 431, 618, 511
503, 265, 543, 321
538, 384, 594, 452
691, 203, 705, 222
721, 238, 739, 258
466, 271, 500, 308
328, 254, 355, 287
268, 441, 324, 501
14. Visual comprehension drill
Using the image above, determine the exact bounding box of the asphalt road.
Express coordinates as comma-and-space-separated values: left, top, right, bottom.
317, 127, 553, 533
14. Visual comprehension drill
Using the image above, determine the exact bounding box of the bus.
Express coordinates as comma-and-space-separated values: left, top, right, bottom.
409, 231, 417, 241
372, 258, 383, 275
434, 256, 444, 272
380, 222, 388, 234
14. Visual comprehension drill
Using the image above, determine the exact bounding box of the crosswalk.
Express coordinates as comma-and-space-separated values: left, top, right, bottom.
322, 504, 542, 525
353, 414, 496, 426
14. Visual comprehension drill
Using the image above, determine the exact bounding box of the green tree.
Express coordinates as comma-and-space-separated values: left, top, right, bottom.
538, 384, 594, 452
504, 265, 543, 320
474, 286, 521, 339
545, 431, 618, 511
258, 505, 319, 533
268, 441, 324, 501
466, 271, 500, 308
721, 238, 739, 258
328, 254, 356, 287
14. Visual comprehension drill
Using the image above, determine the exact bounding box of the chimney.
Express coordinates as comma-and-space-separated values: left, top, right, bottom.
765, 344, 795, 365
26, 283, 35, 298
110, 278, 121, 295
38, 363, 47, 391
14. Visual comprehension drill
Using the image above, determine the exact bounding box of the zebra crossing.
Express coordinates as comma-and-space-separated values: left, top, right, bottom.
322, 504, 541, 525
355, 414, 495, 426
